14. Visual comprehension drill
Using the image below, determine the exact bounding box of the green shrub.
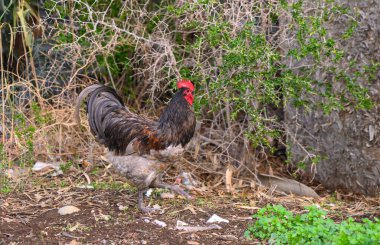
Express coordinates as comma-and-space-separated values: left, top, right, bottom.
245, 205, 380, 244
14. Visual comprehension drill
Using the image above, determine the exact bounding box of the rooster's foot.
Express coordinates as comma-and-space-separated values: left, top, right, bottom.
138, 190, 160, 213
153, 182, 192, 199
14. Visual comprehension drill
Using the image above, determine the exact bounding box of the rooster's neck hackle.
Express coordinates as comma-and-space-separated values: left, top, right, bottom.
157, 88, 195, 147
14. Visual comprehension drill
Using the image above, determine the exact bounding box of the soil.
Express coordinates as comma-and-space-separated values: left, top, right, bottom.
1, 190, 255, 244
1, 171, 379, 244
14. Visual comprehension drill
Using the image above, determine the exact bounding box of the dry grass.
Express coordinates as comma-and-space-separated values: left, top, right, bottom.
1, 80, 82, 160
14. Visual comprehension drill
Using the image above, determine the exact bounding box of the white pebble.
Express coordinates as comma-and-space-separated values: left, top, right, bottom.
58, 205, 80, 215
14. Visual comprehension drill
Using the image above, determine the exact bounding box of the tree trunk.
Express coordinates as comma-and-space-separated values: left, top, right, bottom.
284, 0, 380, 195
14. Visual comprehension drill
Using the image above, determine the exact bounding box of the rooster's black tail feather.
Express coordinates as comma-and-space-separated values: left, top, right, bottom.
75, 85, 124, 143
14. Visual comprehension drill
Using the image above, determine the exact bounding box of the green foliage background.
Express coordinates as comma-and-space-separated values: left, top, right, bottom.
1, 0, 379, 173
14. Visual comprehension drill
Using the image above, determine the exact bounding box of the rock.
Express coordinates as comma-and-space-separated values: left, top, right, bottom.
160, 192, 175, 199
100, 214, 112, 221
32, 161, 63, 176
76, 184, 94, 189
58, 206, 80, 215
206, 214, 229, 223
153, 219, 167, 227
145, 189, 153, 197
117, 203, 128, 211
176, 220, 189, 226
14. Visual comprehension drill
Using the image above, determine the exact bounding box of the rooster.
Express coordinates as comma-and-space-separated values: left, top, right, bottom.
75, 80, 196, 212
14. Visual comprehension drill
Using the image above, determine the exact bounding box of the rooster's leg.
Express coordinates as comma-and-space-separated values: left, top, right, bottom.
153, 182, 192, 199
138, 189, 160, 213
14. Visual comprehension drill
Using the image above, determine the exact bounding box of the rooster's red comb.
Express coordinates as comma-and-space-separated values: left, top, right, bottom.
177, 79, 194, 91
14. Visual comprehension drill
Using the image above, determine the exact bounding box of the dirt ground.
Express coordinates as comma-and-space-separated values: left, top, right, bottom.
0, 185, 252, 244
1, 169, 379, 245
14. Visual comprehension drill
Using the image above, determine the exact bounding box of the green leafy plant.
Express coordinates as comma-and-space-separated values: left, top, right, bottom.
245, 205, 380, 244
92, 181, 136, 192
13, 112, 36, 167
0, 177, 12, 194
0, 145, 12, 194
60, 161, 73, 173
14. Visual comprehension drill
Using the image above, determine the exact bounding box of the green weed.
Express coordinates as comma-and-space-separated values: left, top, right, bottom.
245, 204, 380, 244
92, 181, 136, 192
0, 177, 12, 194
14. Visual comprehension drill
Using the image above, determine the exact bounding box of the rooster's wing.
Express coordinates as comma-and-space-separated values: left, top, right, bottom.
76, 85, 168, 155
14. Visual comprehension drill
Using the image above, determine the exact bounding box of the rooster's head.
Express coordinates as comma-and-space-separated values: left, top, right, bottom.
177, 79, 194, 105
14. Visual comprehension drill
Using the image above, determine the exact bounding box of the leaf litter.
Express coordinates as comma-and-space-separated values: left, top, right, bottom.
1, 163, 379, 244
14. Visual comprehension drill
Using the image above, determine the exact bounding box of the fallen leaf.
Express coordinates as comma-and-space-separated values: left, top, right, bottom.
187, 241, 199, 245
160, 192, 175, 199
81, 160, 92, 168
176, 224, 222, 233
234, 205, 260, 210
217, 234, 238, 241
